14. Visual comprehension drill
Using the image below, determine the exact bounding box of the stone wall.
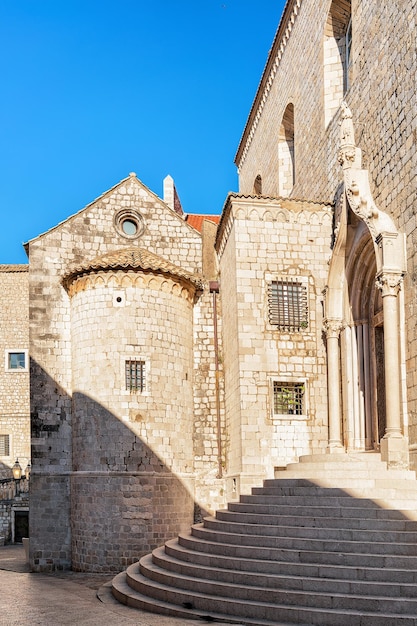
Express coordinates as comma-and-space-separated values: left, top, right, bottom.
236, 0, 417, 457
28, 174, 223, 571
0, 266, 30, 479
217, 195, 331, 495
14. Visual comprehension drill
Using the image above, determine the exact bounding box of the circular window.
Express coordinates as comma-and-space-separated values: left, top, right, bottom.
122, 219, 138, 236
114, 209, 145, 240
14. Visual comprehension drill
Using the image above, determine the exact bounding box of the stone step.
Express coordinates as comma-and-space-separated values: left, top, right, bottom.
136, 553, 417, 614
267, 476, 417, 491
204, 515, 417, 543
239, 492, 417, 519
111, 571, 288, 626
191, 523, 417, 556
296, 453, 385, 465
216, 508, 417, 530
177, 531, 417, 569
112, 562, 417, 625
112, 458, 417, 625
227, 501, 417, 520
254, 484, 417, 500
151, 545, 417, 598
164, 538, 417, 584
275, 467, 416, 480
240, 493, 417, 508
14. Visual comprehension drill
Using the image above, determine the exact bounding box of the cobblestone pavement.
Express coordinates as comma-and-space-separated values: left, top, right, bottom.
0, 545, 221, 626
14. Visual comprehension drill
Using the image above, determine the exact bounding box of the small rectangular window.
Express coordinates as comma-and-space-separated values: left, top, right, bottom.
0, 434, 10, 456
125, 360, 146, 392
273, 382, 305, 415
5, 350, 28, 371
268, 279, 308, 331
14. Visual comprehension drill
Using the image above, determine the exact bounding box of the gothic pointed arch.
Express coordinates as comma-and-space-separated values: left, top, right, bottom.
323, 0, 352, 126
278, 103, 295, 196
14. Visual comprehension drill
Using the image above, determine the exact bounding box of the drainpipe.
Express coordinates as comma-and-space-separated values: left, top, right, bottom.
209, 281, 222, 478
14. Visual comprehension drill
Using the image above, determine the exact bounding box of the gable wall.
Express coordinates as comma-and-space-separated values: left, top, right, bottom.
28, 176, 207, 571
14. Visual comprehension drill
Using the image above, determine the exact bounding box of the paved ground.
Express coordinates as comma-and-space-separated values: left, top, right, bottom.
0, 544, 214, 626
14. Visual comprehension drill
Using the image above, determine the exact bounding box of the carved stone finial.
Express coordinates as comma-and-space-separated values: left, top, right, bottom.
340, 102, 355, 146
338, 102, 362, 169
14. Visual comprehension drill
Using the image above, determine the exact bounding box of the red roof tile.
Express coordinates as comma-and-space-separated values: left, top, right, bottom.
185, 214, 220, 233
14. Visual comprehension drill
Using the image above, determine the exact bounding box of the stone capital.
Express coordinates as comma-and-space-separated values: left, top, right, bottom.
324, 318, 343, 339
375, 272, 403, 298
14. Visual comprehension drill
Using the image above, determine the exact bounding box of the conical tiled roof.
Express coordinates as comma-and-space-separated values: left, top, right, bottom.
63, 247, 204, 289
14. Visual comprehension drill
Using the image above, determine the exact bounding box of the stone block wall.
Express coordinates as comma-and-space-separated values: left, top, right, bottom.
28, 174, 222, 571
217, 195, 332, 495
0, 266, 30, 478
236, 0, 417, 458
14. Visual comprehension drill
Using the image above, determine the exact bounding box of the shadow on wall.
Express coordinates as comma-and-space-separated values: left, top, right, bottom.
30, 361, 201, 573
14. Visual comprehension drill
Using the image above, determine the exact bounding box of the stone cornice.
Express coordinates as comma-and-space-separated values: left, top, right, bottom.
215, 194, 332, 257
66, 269, 196, 302
62, 246, 204, 293
235, 0, 303, 170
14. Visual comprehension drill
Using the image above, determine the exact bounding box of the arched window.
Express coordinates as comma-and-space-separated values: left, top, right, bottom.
278, 103, 295, 197
253, 174, 262, 195
323, 0, 352, 127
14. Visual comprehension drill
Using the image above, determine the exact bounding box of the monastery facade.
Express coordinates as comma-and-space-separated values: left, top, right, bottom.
0, 0, 416, 572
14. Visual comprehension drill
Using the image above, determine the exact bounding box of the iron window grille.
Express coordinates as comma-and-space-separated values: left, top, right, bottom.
268, 279, 308, 331
125, 360, 146, 392
0, 434, 10, 456
273, 382, 305, 415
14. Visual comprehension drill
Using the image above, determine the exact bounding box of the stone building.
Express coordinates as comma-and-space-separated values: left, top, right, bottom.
0, 0, 416, 574
0, 266, 30, 543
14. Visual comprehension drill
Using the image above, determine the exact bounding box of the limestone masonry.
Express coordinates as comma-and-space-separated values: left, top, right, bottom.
0, 0, 416, 573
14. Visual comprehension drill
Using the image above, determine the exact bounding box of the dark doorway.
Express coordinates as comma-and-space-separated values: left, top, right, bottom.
375, 326, 386, 441
14, 510, 29, 543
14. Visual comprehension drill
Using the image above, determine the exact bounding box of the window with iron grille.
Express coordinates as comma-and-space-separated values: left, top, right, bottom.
268, 279, 308, 331
125, 360, 146, 392
0, 434, 10, 456
273, 382, 305, 415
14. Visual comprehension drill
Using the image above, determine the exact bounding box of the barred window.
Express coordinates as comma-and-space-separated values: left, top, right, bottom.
0, 434, 10, 456
125, 360, 146, 392
273, 382, 305, 415
268, 279, 308, 331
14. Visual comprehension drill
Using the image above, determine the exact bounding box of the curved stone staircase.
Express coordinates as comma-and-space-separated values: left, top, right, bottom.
112, 453, 417, 625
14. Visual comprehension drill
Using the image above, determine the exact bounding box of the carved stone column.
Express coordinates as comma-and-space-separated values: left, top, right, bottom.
325, 320, 345, 452
376, 271, 409, 467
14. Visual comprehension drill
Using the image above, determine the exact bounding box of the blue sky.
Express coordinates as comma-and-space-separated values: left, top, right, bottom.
0, 1, 284, 263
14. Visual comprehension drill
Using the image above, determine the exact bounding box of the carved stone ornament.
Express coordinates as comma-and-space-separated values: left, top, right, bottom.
324, 318, 343, 338
376, 272, 403, 297
338, 102, 362, 169
338, 104, 401, 246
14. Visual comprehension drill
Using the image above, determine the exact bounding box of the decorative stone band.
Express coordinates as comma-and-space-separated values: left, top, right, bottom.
66, 270, 197, 302
375, 271, 404, 298
62, 246, 204, 300
215, 194, 332, 257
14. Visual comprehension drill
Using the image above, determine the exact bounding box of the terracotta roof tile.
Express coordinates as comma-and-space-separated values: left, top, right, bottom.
63, 247, 204, 289
185, 214, 220, 233
0, 264, 28, 272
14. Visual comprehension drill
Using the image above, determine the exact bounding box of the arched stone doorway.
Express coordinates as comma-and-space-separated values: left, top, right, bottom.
324, 103, 408, 468
341, 217, 385, 451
